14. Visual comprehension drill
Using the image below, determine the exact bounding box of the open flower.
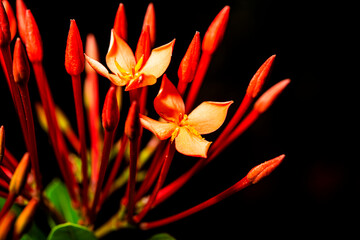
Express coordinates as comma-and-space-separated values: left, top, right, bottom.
140, 75, 232, 158
85, 29, 175, 91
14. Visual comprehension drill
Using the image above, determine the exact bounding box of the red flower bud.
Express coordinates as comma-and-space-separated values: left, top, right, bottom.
16, 0, 27, 44
254, 79, 290, 113
13, 38, 30, 85
125, 101, 140, 140
142, 3, 156, 47
0, 126, 4, 163
135, 25, 151, 63
246, 55, 276, 98
0, 2, 11, 47
25, 10, 43, 63
9, 152, 30, 196
13, 198, 39, 239
247, 154, 285, 184
202, 6, 230, 54
178, 31, 201, 83
2, 0, 16, 42
65, 20, 84, 76
0, 211, 16, 238
113, 3, 127, 41
102, 86, 119, 132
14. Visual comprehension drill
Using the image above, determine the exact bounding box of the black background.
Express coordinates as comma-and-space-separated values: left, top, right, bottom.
0, 0, 357, 239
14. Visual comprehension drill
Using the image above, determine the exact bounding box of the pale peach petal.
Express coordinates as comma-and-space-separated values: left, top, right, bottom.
187, 101, 233, 134
139, 114, 177, 140
85, 54, 127, 86
154, 75, 185, 123
125, 74, 157, 91
139, 39, 175, 78
106, 30, 136, 75
175, 127, 211, 158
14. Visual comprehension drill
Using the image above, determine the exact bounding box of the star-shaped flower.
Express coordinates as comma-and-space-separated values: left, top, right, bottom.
140, 75, 232, 158
85, 30, 175, 91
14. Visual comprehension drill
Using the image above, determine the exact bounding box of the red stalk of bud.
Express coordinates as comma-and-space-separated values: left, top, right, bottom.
177, 31, 201, 96
113, 3, 127, 41
0, 192, 15, 220
0, 126, 4, 163
142, 3, 156, 47
91, 86, 119, 220
13, 38, 42, 192
0, 211, 16, 238
13, 198, 39, 240
2, 0, 16, 42
141, 155, 284, 230
134, 142, 175, 223
16, 0, 27, 44
66, 19, 89, 212
4, 149, 18, 172
125, 101, 140, 222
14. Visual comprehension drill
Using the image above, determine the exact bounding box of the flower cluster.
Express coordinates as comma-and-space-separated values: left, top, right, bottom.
0, 1, 289, 239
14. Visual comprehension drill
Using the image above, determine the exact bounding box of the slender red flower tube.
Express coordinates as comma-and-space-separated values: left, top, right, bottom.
113, 3, 127, 41
16, 0, 27, 44
141, 155, 284, 230
25, 10, 43, 63
0, 126, 4, 163
0, 2, 11, 47
91, 86, 119, 219
65, 19, 89, 212
177, 31, 201, 96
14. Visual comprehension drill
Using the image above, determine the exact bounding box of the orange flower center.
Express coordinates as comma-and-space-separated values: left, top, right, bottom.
170, 114, 204, 143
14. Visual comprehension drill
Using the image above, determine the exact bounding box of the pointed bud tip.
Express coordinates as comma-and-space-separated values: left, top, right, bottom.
25, 9, 43, 63
14, 198, 39, 237
114, 3, 128, 41
65, 19, 85, 76
143, 2, 156, 46
0, 1, 11, 46
254, 79, 290, 113
102, 86, 119, 131
125, 101, 140, 140
247, 154, 285, 184
9, 152, 30, 195
247, 55, 277, 98
202, 5, 230, 54
13, 38, 30, 85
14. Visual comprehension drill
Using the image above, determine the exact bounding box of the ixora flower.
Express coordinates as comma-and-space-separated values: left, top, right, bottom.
85, 29, 175, 91
140, 75, 233, 158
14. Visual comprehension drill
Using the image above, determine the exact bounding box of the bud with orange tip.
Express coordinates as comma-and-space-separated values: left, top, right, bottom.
2, 0, 16, 41
16, 0, 27, 43
142, 3, 155, 47
13, 198, 39, 239
135, 25, 151, 63
25, 9, 43, 63
102, 86, 120, 132
13, 38, 30, 85
65, 19, 85, 76
9, 152, 30, 196
202, 6, 230, 54
0, 211, 16, 240
247, 154, 285, 184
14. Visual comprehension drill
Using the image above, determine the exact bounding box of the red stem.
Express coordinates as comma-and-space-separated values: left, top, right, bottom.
91, 129, 115, 220
4, 149, 18, 172
141, 176, 251, 230
134, 141, 175, 223
71, 74, 89, 212
185, 51, 212, 112
126, 137, 139, 223
0, 192, 16, 220
99, 134, 128, 207
18, 84, 42, 192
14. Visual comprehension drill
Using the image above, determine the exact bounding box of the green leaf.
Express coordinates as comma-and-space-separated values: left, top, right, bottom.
148, 233, 176, 240
47, 223, 97, 240
44, 179, 80, 224
0, 197, 46, 240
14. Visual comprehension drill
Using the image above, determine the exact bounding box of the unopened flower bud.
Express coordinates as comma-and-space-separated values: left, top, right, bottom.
13, 38, 30, 85
9, 152, 30, 195
254, 79, 290, 113
178, 31, 200, 83
2, 0, 16, 42
65, 19, 84, 76
102, 86, 119, 132
113, 3, 127, 41
0, 2, 11, 47
142, 3, 155, 47
0, 126, 4, 163
0, 211, 16, 239
247, 154, 285, 184
13, 198, 39, 239
125, 101, 140, 140
25, 10, 43, 63
16, 0, 27, 44
202, 6, 230, 54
